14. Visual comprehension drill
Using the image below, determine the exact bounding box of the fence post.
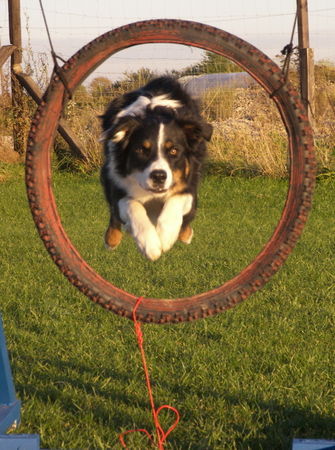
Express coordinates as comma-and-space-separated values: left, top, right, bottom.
297, 0, 315, 126
8, 0, 25, 154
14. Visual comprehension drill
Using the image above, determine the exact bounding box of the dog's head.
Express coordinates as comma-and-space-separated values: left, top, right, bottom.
100, 78, 212, 195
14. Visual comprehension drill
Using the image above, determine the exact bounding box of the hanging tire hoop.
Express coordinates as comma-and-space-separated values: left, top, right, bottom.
25, 19, 316, 323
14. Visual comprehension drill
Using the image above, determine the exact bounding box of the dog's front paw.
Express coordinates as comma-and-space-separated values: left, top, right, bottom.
132, 225, 162, 261
178, 225, 193, 244
104, 227, 123, 250
156, 217, 182, 253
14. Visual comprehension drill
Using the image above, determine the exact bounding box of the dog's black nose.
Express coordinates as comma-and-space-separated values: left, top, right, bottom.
150, 170, 167, 185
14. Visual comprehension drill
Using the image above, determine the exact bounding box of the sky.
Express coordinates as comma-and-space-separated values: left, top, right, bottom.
1, 0, 334, 83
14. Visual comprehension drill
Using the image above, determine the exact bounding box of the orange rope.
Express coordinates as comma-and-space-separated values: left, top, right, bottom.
119, 297, 180, 449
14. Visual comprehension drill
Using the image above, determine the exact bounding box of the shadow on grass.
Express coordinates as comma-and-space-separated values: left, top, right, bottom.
12, 354, 335, 449
13, 353, 149, 430
170, 393, 335, 449
226, 396, 334, 450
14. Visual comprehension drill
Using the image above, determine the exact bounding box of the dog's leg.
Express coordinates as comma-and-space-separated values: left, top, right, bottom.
105, 226, 123, 250
157, 193, 193, 253
104, 215, 123, 250
178, 225, 194, 244
119, 198, 162, 261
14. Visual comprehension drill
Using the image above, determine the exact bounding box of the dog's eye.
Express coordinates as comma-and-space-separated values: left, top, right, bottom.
135, 147, 149, 157
167, 148, 179, 157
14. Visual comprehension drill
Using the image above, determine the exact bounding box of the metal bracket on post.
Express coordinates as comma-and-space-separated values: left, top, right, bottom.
0, 315, 40, 449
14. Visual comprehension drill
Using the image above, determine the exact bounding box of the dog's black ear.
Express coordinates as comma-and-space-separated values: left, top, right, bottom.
99, 116, 140, 145
99, 96, 127, 131
178, 120, 213, 143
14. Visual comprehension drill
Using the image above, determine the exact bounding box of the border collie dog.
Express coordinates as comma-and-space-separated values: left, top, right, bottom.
100, 76, 212, 261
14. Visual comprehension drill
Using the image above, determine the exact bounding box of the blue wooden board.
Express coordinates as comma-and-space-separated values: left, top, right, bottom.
0, 316, 17, 406
0, 434, 40, 450
0, 315, 20, 433
292, 439, 335, 450
0, 316, 40, 447
0, 401, 21, 435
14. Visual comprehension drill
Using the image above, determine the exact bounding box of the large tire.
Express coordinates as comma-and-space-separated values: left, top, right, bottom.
25, 20, 316, 323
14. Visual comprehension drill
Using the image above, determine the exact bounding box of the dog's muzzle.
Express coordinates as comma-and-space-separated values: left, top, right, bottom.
149, 170, 168, 192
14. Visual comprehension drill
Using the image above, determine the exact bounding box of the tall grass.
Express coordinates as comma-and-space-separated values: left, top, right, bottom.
202, 87, 288, 177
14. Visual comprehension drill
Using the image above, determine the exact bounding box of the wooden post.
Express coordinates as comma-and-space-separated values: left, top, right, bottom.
0, 45, 16, 69
14, 70, 88, 161
7, 0, 86, 160
0, 45, 16, 94
297, 0, 315, 125
8, 0, 26, 154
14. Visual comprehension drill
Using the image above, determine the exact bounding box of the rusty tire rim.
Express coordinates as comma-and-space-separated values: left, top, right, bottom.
25, 20, 316, 323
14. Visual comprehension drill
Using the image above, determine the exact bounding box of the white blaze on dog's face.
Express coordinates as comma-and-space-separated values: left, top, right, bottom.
136, 123, 173, 193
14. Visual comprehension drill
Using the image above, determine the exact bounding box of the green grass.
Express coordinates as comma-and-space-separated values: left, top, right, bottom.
52, 168, 287, 298
0, 164, 334, 449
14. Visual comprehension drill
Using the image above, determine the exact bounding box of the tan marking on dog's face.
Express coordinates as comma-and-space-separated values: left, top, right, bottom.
185, 160, 190, 177
170, 168, 187, 195
105, 227, 123, 249
142, 139, 152, 150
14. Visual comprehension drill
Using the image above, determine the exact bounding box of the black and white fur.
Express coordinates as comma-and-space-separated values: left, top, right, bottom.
100, 76, 212, 261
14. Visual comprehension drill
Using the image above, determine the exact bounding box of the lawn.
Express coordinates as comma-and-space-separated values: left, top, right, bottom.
0, 164, 334, 449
